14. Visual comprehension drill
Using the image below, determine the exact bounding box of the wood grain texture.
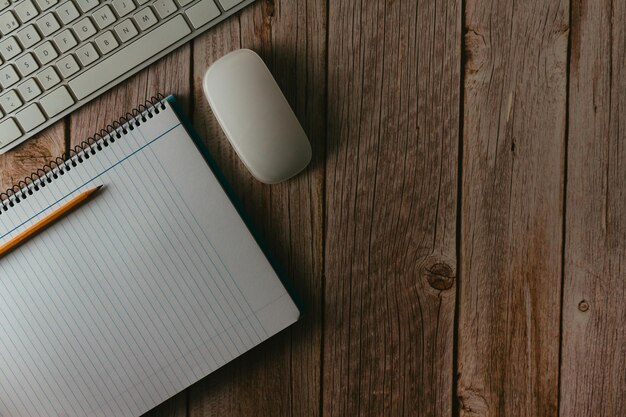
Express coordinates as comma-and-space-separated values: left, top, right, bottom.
458, 1, 569, 416
189, 1, 325, 416
560, 0, 626, 415
0, 124, 66, 192
324, 0, 460, 416
2, 0, 625, 415
143, 392, 187, 417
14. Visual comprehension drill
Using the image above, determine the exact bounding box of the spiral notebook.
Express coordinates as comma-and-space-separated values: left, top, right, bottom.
0, 96, 300, 417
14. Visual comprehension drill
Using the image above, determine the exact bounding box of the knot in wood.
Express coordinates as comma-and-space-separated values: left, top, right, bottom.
578, 300, 589, 312
458, 388, 489, 415
263, 0, 275, 18
421, 256, 456, 291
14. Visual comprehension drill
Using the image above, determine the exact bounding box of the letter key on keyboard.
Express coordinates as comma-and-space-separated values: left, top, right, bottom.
0, 0, 251, 152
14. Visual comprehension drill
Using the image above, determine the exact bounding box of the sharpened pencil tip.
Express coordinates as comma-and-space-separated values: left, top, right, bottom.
96, 185, 103, 190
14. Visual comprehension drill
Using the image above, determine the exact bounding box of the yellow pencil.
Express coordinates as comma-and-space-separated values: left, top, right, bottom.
0, 185, 102, 258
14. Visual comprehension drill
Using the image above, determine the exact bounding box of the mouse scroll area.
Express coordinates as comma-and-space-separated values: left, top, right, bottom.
203, 49, 312, 184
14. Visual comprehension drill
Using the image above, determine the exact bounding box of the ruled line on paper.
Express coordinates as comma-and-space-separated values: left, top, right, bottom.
0, 102, 297, 417
0, 123, 181, 242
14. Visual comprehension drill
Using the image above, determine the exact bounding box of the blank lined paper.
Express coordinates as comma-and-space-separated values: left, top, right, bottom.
0, 99, 299, 417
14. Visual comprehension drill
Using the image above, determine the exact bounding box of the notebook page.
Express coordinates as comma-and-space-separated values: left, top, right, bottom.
0, 100, 299, 417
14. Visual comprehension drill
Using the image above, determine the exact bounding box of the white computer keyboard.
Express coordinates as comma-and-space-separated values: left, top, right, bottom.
0, 0, 253, 153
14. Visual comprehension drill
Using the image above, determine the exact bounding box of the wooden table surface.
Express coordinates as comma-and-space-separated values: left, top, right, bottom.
1, 0, 624, 416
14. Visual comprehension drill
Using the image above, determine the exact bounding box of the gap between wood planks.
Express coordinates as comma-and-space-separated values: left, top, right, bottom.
556, 0, 574, 413
452, 0, 467, 412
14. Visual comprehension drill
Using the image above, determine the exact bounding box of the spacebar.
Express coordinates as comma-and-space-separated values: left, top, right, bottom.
69, 15, 192, 100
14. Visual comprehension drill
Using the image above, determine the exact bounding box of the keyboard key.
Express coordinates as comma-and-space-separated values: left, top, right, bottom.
34, 41, 58, 64
53, 28, 78, 52
0, 0, 254, 153
0, 11, 20, 35
217, 0, 245, 11
92, 5, 116, 29
69, 15, 191, 100
133, 7, 158, 31
0, 36, 22, 61
0, 118, 22, 147
0, 65, 20, 88
56, 1, 80, 24
56, 54, 80, 77
15, 53, 39, 76
185, 0, 220, 29
35, 0, 59, 11
15, 0, 40, 23
16, 103, 46, 131
94, 30, 118, 54
0, 90, 23, 113
17, 25, 42, 48
37, 66, 61, 89
153, 0, 177, 19
40, 85, 74, 117
75, 0, 99, 13
114, 18, 138, 42
73, 16, 97, 41
112, 0, 136, 17
76, 42, 99, 66
17, 78, 42, 101
37, 12, 61, 36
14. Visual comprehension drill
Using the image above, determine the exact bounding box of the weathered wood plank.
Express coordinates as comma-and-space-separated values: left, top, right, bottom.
67, 46, 192, 417
324, 0, 460, 416
189, 1, 325, 416
0, 124, 66, 193
560, 0, 626, 415
143, 392, 187, 417
458, 1, 569, 416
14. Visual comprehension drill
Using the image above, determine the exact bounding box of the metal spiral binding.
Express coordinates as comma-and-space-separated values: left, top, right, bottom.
0, 94, 167, 215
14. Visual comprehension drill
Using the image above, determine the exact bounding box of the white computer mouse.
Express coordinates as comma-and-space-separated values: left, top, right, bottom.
203, 49, 312, 184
